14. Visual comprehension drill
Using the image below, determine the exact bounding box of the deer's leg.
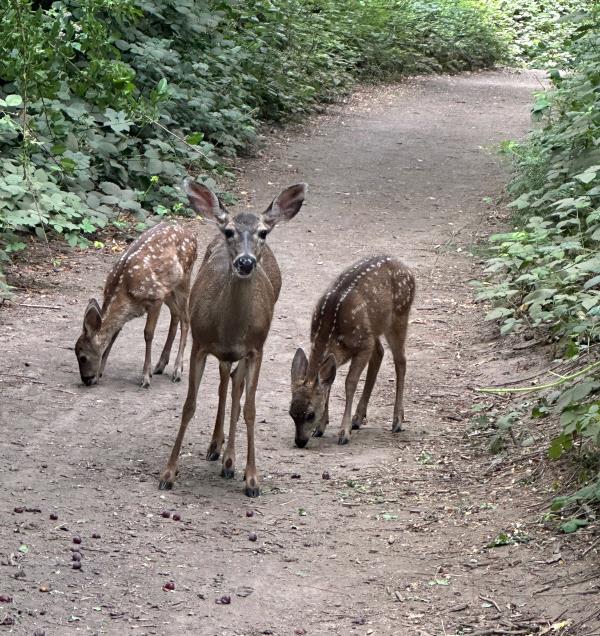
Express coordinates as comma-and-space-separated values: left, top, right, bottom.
386, 314, 409, 433
338, 348, 372, 445
221, 360, 246, 479
99, 328, 121, 378
159, 344, 207, 490
206, 361, 231, 461
154, 296, 178, 376
141, 301, 162, 388
170, 288, 191, 383
352, 338, 384, 430
242, 351, 262, 498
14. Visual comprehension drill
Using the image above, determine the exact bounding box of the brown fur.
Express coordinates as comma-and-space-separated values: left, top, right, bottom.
158, 178, 306, 497
75, 222, 197, 387
290, 255, 415, 446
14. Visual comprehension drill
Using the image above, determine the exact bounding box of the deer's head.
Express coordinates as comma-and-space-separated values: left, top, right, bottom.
183, 178, 307, 279
75, 299, 103, 386
289, 348, 337, 448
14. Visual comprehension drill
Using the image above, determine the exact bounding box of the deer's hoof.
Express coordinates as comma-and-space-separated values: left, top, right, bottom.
245, 485, 260, 498
141, 377, 151, 389
312, 429, 323, 438
171, 371, 182, 383
392, 418, 403, 433
221, 459, 235, 479
338, 433, 350, 445
244, 477, 260, 498
158, 479, 173, 490
351, 415, 365, 430
206, 442, 221, 462
153, 365, 165, 375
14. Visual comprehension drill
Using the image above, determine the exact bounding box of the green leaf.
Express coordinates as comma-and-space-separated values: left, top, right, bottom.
485, 307, 512, 321
428, 578, 450, 586
560, 518, 589, 534
5, 94, 23, 107
18, 544, 29, 554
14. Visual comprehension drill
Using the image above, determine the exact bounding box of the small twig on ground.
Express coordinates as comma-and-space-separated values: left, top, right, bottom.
468, 629, 529, 636
582, 534, 600, 558
479, 595, 502, 613
18, 303, 64, 310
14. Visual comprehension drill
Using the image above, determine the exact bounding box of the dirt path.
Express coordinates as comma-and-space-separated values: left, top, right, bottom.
2, 71, 597, 636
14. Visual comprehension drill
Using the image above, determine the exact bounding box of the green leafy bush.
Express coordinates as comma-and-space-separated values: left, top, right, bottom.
478, 4, 600, 515
1, 0, 513, 297
502, 0, 593, 68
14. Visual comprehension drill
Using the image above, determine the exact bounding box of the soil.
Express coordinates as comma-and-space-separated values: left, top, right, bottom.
1, 71, 599, 636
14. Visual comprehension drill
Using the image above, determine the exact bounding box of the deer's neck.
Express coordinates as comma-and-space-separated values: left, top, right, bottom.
98, 294, 138, 350
306, 336, 332, 380
217, 269, 260, 336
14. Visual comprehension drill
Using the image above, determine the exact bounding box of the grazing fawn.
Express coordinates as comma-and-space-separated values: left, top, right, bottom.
75, 223, 197, 388
289, 255, 415, 447
158, 177, 307, 497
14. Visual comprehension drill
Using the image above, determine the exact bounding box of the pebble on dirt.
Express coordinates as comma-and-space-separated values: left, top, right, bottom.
248, 532, 258, 542
49, 513, 58, 520
216, 595, 231, 605
161, 510, 171, 519
72, 536, 82, 544
14, 506, 24, 513
322, 471, 331, 480
91, 532, 101, 539
33, 629, 46, 636
0, 595, 12, 603
72, 561, 82, 570
172, 513, 181, 521
72, 552, 82, 561
163, 581, 175, 591
245, 510, 254, 518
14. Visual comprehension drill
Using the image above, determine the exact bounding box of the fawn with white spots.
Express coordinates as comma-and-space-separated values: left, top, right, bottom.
289, 255, 415, 447
158, 177, 307, 497
75, 223, 197, 388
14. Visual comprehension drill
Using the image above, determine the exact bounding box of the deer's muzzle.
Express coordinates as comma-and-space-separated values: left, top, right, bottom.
233, 255, 256, 277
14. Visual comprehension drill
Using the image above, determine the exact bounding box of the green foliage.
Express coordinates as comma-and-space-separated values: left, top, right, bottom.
0, 0, 513, 296
479, 4, 600, 513
501, 0, 594, 68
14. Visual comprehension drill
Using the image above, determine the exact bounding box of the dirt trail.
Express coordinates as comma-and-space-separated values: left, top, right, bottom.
1, 71, 597, 635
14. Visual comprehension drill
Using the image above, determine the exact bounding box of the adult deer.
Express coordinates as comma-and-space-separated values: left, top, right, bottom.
75, 223, 197, 388
289, 255, 415, 447
158, 177, 307, 497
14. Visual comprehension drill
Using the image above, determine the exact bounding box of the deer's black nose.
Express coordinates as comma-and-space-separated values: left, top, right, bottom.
295, 437, 309, 449
234, 255, 256, 277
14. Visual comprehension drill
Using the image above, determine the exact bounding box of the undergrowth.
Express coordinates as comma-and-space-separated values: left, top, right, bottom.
477, 4, 600, 527
0, 0, 515, 298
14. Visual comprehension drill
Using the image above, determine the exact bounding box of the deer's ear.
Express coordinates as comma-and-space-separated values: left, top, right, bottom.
318, 354, 337, 388
183, 177, 229, 225
83, 298, 102, 336
291, 348, 308, 386
262, 183, 307, 229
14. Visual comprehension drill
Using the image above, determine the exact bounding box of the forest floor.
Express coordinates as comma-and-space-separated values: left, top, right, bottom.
1, 70, 599, 636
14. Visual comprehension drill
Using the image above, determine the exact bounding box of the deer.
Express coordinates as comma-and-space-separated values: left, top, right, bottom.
158, 177, 307, 497
75, 222, 197, 388
289, 255, 415, 448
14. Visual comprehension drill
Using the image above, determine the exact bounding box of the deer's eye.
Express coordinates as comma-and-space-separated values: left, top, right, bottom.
258, 229, 268, 240
79, 355, 88, 364
223, 228, 235, 239
306, 412, 315, 423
